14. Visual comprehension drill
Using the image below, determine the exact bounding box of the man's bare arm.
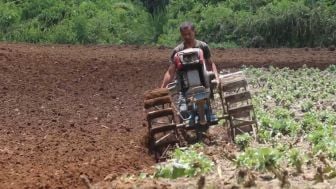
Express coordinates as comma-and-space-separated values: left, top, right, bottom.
161, 64, 176, 88
206, 58, 220, 82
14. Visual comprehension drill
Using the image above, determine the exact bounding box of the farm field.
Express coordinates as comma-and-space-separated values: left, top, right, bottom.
0, 43, 335, 188
93, 65, 336, 189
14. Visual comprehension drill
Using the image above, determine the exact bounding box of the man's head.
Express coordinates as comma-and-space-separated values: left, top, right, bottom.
180, 22, 195, 44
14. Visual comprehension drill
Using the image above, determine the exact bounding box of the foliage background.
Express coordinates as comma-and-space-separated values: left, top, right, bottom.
0, 0, 335, 47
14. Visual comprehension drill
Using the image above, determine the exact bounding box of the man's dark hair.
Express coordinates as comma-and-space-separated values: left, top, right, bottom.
179, 22, 195, 32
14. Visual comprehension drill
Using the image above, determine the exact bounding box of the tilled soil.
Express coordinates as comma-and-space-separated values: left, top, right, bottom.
0, 43, 335, 189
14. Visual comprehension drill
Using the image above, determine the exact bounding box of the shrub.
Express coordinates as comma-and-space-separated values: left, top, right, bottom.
0, 0, 155, 44
1, 0, 336, 46
48, 20, 76, 44
0, 2, 20, 33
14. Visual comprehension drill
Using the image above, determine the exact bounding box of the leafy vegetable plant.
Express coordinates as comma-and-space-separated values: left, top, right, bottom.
154, 146, 214, 179
236, 147, 283, 171
288, 148, 306, 173
235, 133, 252, 150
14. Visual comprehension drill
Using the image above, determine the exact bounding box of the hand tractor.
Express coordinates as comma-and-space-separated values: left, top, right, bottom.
144, 48, 258, 162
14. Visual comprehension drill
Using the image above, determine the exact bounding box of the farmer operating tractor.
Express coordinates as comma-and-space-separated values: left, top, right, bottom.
162, 22, 220, 126
161, 22, 220, 88
144, 22, 258, 162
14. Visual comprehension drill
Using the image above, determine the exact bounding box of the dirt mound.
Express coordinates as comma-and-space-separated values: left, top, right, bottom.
0, 43, 335, 189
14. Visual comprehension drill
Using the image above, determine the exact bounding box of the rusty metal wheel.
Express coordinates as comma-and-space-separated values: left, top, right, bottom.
219, 72, 258, 142
144, 88, 179, 162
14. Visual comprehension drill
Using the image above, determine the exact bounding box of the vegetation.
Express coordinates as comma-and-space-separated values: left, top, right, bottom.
236, 147, 284, 171
149, 65, 336, 182
0, 0, 155, 44
0, 0, 336, 47
246, 66, 336, 150
231, 65, 336, 182
235, 133, 252, 150
154, 145, 214, 179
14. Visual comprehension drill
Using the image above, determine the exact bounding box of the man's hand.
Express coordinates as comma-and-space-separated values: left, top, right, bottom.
206, 58, 220, 82
161, 64, 176, 88
205, 58, 221, 91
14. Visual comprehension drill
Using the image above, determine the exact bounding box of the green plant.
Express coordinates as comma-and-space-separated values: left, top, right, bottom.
257, 128, 272, 143
328, 65, 336, 73
288, 148, 306, 173
235, 133, 252, 150
1, 0, 336, 46
301, 100, 314, 112
154, 147, 213, 179
274, 107, 294, 119
0, 2, 20, 33
0, 0, 155, 44
308, 124, 336, 160
301, 112, 323, 132
236, 147, 283, 171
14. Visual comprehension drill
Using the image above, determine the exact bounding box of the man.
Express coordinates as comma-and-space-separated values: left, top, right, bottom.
160, 22, 219, 123
161, 22, 219, 88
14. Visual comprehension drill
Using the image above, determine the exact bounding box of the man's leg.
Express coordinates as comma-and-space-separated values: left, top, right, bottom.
178, 92, 189, 119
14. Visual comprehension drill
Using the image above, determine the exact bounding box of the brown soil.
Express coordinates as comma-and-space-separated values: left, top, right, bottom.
0, 43, 335, 189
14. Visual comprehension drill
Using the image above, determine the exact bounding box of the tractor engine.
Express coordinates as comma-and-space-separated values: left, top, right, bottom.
173, 48, 217, 127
